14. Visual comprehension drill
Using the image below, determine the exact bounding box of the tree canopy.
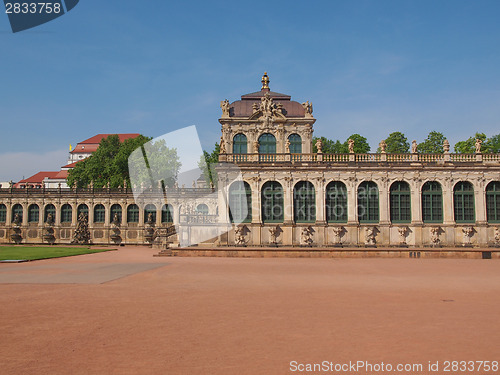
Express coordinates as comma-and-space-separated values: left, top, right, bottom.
312, 134, 370, 153
380, 132, 410, 153
418, 131, 447, 154
199, 143, 220, 187
68, 134, 181, 189
454, 132, 488, 154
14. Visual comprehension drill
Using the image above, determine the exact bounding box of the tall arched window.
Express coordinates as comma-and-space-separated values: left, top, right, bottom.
261, 181, 283, 223
61, 204, 72, 223
294, 181, 316, 223
258, 133, 276, 154
229, 181, 251, 223
486, 181, 500, 223
127, 204, 139, 223
28, 204, 39, 223
77, 204, 88, 217
12, 204, 23, 223
390, 181, 411, 223
358, 181, 379, 223
0, 204, 6, 222
288, 134, 302, 154
196, 204, 209, 215
144, 204, 157, 223
44, 204, 55, 223
233, 134, 247, 154
454, 181, 475, 223
422, 181, 443, 223
94, 204, 105, 223
161, 204, 174, 223
110, 204, 122, 224
326, 181, 347, 223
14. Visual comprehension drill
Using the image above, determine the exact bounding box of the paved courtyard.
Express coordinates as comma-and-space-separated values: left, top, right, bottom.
0, 247, 499, 375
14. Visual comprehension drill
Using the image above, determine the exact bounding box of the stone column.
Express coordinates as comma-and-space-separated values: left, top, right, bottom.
411, 180, 423, 224
315, 178, 326, 224
347, 179, 358, 225
475, 179, 487, 224
442, 179, 455, 225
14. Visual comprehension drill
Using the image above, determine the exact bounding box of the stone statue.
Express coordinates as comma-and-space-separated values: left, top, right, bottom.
269, 225, 279, 246
147, 212, 154, 225
348, 139, 355, 153
365, 226, 376, 246
462, 226, 474, 246
219, 136, 226, 154
379, 140, 387, 153
443, 139, 450, 153
112, 213, 120, 226
315, 138, 323, 154
430, 226, 441, 247
46, 213, 54, 225
411, 140, 418, 154
300, 226, 313, 246
475, 138, 482, 153
302, 101, 313, 117
332, 226, 343, 246
398, 226, 409, 245
494, 227, 500, 246
253, 140, 259, 154
220, 99, 230, 117
12, 213, 22, 226
71, 213, 91, 244
252, 102, 259, 113
234, 226, 246, 246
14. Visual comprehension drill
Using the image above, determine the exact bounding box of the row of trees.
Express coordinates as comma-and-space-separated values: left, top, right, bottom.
313, 131, 500, 154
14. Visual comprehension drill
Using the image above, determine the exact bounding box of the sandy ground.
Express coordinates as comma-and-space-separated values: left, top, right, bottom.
0, 247, 499, 375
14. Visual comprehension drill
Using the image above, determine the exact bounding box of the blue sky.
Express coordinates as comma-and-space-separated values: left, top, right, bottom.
1, 0, 500, 181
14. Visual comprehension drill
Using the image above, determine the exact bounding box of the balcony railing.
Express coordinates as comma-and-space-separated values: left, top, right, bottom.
220, 153, 500, 164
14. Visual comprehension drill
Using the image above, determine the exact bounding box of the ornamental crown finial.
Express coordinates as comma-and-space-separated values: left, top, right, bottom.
261, 72, 270, 90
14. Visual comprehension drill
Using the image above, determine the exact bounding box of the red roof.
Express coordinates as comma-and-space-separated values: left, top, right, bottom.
61, 161, 81, 169
17, 171, 59, 184
78, 133, 140, 144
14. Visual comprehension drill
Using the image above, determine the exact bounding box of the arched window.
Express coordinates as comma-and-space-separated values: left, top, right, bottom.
261, 181, 283, 223
358, 181, 379, 223
144, 204, 157, 223
258, 133, 276, 154
110, 204, 122, 224
422, 181, 443, 223
196, 204, 209, 215
161, 204, 174, 223
44, 204, 55, 223
94, 204, 105, 223
0, 204, 6, 222
294, 181, 316, 223
454, 181, 475, 223
28, 204, 39, 223
288, 134, 302, 154
390, 181, 411, 223
77, 204, 88, 217
326, 181, 347, 223
127, 204, 139, 223
61, 204, 72, 223
12, 204, 23, 223
229, 181, 251, 223
486, 181, 500, 223
233, 134, 247, 154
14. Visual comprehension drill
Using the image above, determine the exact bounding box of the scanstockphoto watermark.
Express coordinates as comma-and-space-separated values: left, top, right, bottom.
3, 0, 79, 33
128, 125, 247, 248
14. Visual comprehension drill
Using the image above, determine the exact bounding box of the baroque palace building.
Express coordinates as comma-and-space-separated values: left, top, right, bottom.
1, 73, 500, 256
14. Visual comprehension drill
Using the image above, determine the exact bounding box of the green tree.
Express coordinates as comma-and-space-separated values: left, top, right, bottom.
485, 134, 500, 153
381, 132, 410, 153
454, 132, 488, 153
199, 143, 220, 188
312, 136, 346, 153
345, 134, 370, 153
418, 131, 446, 154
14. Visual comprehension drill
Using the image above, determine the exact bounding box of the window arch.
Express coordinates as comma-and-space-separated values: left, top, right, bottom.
127, 204, 139, 223
110, 204, 122, 224
261, 181, 283, 223
196, 204, 209, 215
233, 133, 247, 154
486, 181, 500, 223
294, 181, 316, 223
28, 204, 39, 223
144, 204, 157, 223
358, 181, 379, 223
454, 181, 475, 223
229, 181, 251, 223
258, 133, 276, 154
390, 181, 411, 223
44, 204, 55, 223
94, 204, 105, 223
61, 204, 72, 223
77, 204, 88, 217
422, 181, 443, 223
161, 204, 174, 223
326, 181, 347, 223
0, 204, 6, 222
288, 134, 302, 154
12, 204, 23, 223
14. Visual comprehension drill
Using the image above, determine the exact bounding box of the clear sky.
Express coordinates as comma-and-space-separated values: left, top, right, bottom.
1, 0, 500, 181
